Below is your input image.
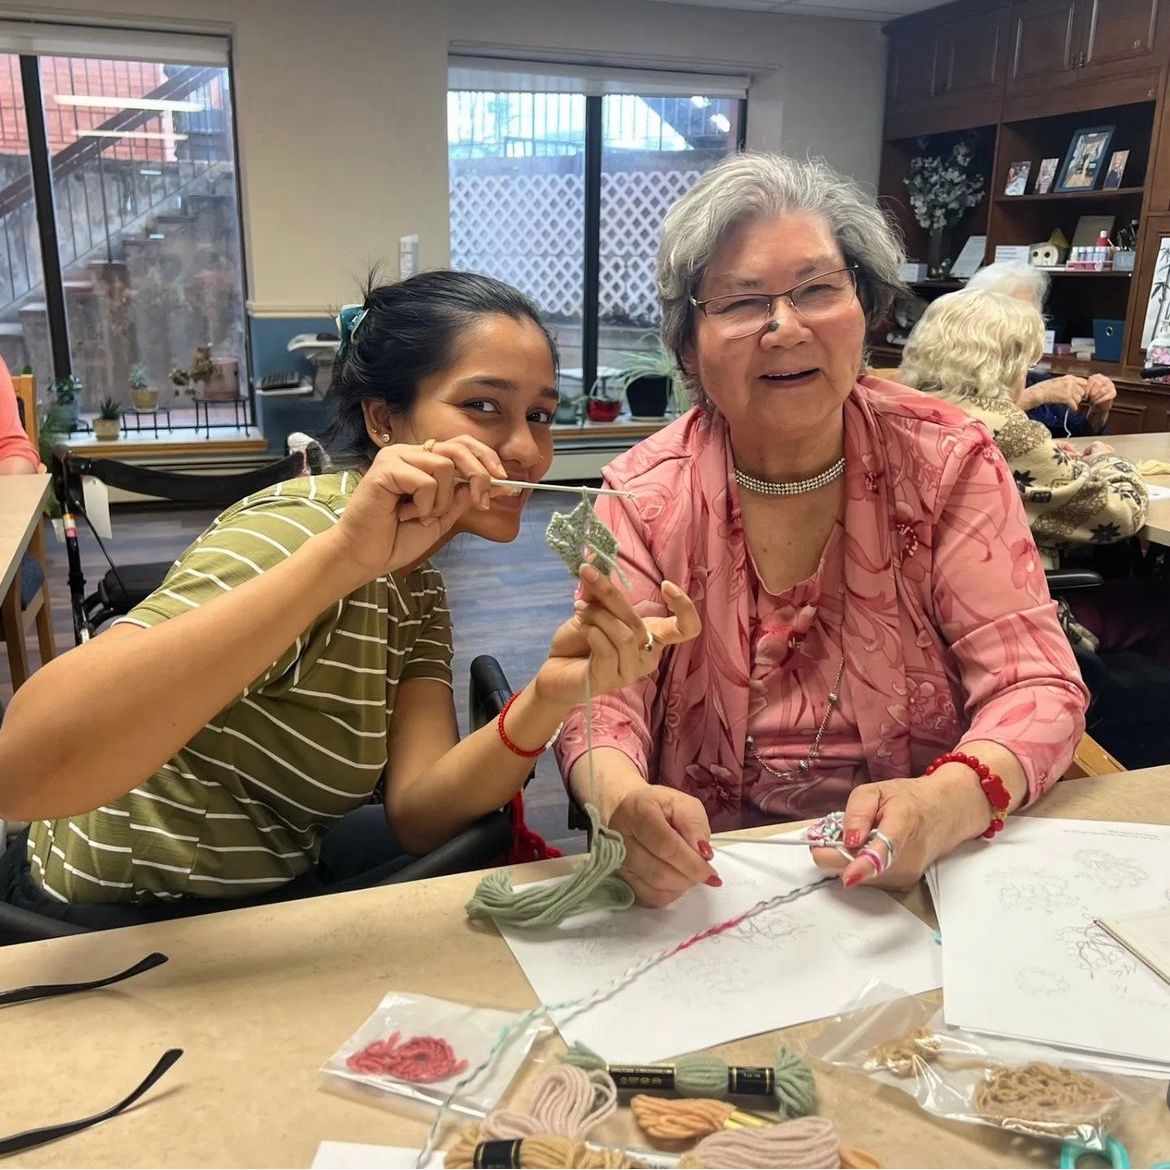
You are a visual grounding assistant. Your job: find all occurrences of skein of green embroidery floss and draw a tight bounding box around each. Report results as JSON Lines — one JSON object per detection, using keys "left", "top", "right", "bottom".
{"left": 560, "top": 1042, "right": 817, "bottom": 1118}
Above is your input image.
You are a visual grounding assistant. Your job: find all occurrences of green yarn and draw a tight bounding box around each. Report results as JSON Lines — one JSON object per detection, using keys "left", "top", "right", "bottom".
{"left": 546, "top": 496, "right": 631, "bottom": 589}
{"left": 771, "top": 1046, "right": 818, "bottom": 1119}
{"left": 560, "top": 1042, "right": 818, "bottom": 1116}
{"left": 465, "top": 489, "right": 638, "bottom": 929}
{"left": 465, "top": 803, "right": 635, "bottom": 927}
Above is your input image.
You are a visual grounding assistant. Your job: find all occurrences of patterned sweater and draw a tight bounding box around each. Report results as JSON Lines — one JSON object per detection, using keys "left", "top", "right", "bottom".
{"left": 922, "top": 387, "right": 1147, "bottom": 567}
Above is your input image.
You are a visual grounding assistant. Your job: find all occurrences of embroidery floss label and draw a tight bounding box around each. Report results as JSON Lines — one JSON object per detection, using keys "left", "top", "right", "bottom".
{"left": 322, "top": 991, "right": 547, "bottom": 1115}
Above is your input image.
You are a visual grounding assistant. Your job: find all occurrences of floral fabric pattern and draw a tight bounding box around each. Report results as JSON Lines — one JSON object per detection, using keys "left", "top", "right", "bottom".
{"left": 555, "top": 378, "right": 1089, "bottom": 830}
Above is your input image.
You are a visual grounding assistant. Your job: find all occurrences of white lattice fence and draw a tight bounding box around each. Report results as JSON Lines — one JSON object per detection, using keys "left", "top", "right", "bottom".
{"left": 450, "top": 165, "right": 703, "bottom": 321}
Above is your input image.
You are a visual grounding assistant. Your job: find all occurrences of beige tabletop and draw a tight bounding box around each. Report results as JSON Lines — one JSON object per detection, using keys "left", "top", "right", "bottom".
{"left": 1072, "top": 431, "right": 1170, "bottom": 544}
{"left": 3, "top": 772, "right": 1169, "bottom": 1169}
{"left": 0, "top": 472, "right": 51, "bottom": 601}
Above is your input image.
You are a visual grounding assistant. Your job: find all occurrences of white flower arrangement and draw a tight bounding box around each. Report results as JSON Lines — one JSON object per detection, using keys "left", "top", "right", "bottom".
{"left": 904, "top": 138, "right": 985, "bottom": 232}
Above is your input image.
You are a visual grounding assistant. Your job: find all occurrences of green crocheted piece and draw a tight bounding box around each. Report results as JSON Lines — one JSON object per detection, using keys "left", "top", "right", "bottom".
{"left": 546, "top": 495, "right": 629, "bottom": 586}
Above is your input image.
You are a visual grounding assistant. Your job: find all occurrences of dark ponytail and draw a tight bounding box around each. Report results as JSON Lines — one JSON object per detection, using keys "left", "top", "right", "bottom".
{"left": 319, "top": 269, "right": 557, "bottom": 467}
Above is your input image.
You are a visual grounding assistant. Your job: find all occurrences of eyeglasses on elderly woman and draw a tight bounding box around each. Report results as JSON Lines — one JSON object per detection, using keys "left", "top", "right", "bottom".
{"left": 689, "top": 266, "right": 859, "bottom": 339}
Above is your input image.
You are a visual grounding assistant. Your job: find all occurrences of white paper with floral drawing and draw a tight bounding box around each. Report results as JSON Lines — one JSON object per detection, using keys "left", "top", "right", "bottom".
{"left": 497, "top": 838, "right": 941, "bottom": 1063}
{"left": 933, "top": 817, "right": 1170, "bottom": 1073}
{"left": 1141, "top": 236, "right": 1170, "bottom": 347}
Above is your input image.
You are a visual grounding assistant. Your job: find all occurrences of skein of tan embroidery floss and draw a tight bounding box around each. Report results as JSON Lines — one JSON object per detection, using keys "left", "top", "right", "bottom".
{"left": 445, "top": 1126, "right": 642, "bottom": 1169}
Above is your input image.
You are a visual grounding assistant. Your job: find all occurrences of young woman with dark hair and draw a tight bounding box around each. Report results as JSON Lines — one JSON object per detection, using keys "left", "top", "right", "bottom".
{"left": 0, "top": 269, "right": 700, "bottom": 927}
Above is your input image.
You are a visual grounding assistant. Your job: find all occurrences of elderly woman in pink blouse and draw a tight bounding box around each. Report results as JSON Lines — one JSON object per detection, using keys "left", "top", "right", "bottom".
{"left": 556, "top": 153, "right": 1088, "bottom": 907}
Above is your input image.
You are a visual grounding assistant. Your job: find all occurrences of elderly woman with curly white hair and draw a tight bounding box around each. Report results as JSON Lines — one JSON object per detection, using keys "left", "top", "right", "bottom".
{"left": 965, "top": 262, "right": 1116, "bottom": 437}
{"left": 899, "top": 289, "right": 1146, "bottom": 566}
{"left": 554, "top": 153, "right": 1089, "bottom": 907}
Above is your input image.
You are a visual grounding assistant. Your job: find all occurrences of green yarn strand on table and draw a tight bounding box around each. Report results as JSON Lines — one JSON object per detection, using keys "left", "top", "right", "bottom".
{"left": 465, "top": 803, "right": 634, "bottom": 927}
{"left": 465, "top": 488, "right": 638, "bottom": 929}
{"left": 561, "top": 1041, "right": 818, "bottom": 1117}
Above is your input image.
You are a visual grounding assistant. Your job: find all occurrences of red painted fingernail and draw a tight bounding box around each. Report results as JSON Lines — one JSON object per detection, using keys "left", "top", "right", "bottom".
{"left": 843, "top": 872, "right": 862, "bottom": 889}
{"left": 697, "top": 840, "right": 714, "bottom": 861}
{"left": 705, "top": 875, "right": 723, "bottom": 888}
{"left": 844, "top": 830, "right": 863, "bottom": 849}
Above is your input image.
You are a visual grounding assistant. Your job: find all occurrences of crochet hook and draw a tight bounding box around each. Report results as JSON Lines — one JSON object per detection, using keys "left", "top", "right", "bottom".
{"left": 480, "top": 477, "right": 637, "bottom": 499}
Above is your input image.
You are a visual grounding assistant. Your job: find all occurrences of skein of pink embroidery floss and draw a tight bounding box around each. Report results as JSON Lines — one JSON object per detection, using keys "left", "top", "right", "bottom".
{"left": 677, "top": 1116, "right": 840, "bottom": 1168}
{"left": 346, "top": 1031, "right": 468, "bottom": 1083}
{"left": 480, "top": 1064, "right": 617, "bottom": 1140}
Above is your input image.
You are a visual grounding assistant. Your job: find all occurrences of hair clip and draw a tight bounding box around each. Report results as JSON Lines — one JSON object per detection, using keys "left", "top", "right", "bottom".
{"left": 336, "top": 303, "right": 369, "bottom": 360}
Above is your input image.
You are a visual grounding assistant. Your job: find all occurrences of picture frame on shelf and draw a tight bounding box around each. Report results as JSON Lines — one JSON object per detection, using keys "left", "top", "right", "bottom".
{"left": 1035, "top": 157, "right": 1059, "bottom": 195}
{"left": 1140, "top": 236, "right": 1170, "bottom": 348}
{"left": 1055, "top": 125, "right": 1115, "bottom": 193}
{"left": 1004, "top": 161, "right": 1031, "bottom": 196}
{"left": 1102, "top": 150, "right": 1130, "bottom": 190}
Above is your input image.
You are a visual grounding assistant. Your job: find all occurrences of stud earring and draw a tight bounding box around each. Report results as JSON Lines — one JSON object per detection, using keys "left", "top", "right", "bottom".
{"left": 380, "top": 432, "right": 391, "bottom": 444}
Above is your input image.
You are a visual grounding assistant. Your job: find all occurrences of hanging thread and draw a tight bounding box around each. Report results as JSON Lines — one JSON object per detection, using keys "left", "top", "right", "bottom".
{"left": 346, "top": 1031, "right": 467, "bottom": 1083}
{"left": 446, "top": 1127, "right": 640, "bottom": 1169}
{"left": 479, "top": 1064, "right": 617, "bottom": 1141}
{"left": 676, "top": 1116, "right": 840, "bottom": 1169}
{"left": 562, "top": 1043, "right": 816, "bottom": 1116}
{"left": 466, "top": 489, "right": 635, "bottom": 928}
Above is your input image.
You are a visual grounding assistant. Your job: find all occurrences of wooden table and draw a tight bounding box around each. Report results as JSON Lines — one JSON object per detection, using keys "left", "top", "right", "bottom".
{"left": 4, "top": 773, "right": 1169, "bottom": 1168}
{"left": 0, "top": 473, "right": 50, "bottom": 607}
{"left": 0, "top": 472, "right": 53, "bottom": 687}
{"left": 1072, "top": 431, "right": 1170, "bottom": 544}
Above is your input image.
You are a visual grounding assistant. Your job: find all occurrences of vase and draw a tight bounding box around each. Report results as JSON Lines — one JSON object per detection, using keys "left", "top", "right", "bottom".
{"left": 926, "top": 228, "right": 952, "bottom": 279}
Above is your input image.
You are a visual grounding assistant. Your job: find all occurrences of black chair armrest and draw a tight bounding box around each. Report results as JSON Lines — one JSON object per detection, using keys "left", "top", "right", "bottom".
{"left": 0, "top": 901, "right": 88, "bottom": 945}
{"left": 1045, "top": 569, "right": 1105, "bottom": 593}
{"left": 470, "top": 654, "right": 513, "bottom": 729}
{"left": 370, "top": 810, "right": 513, "bottom": 886}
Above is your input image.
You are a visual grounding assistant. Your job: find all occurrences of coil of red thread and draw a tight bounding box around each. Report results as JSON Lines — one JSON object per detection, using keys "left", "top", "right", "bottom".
{"left": 346, "top": 1030, "right": 468, "bottom": 1083}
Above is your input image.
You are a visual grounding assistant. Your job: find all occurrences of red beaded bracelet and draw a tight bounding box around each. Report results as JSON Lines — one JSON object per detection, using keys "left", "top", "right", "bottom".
{"left": 497, "top": 691, "right": 561, "bottom": 759}
{"left": 924, "top": 750, "right": 1011, "bottom": 839}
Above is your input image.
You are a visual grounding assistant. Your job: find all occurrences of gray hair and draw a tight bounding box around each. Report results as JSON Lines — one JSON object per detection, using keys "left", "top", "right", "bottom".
{"left": 657, "top": 153, "right": 906, "bottom": 402}
{"left": 965, "top": 261, "right": 1050, "bottom": 310}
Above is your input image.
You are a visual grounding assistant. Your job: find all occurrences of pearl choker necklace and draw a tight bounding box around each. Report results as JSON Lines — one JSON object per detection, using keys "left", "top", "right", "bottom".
{"left": 734, "top": 455, "right": 846, "bottom": 497}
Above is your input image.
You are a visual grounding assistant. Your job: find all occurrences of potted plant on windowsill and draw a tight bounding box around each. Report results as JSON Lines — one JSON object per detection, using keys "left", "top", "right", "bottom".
{"left": 129, "top": 363, "right": 158, "bottom": 411}
{"left": 93, "top": 397, "right": 123, "bottom": 441}
{"left": 610, "top": 338, "right": 687, "bottom": 420}
{"left": 52, "top": 375, "right": 83, "bottom": 428}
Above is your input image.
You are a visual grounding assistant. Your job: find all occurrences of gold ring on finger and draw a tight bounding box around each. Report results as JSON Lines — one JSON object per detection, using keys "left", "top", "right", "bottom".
{"left": 641, "top": 630, "right": 655, "bottom": 655}
{"left": 422, "top": 438, "right": 437, "bottom": 452}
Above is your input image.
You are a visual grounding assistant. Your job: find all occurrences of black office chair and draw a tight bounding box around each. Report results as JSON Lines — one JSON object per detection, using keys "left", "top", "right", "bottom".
{"left": 0, "top": 654, "right": 520, "bottom": 944}
{"left": 52, "top": 446, "right": 322, "bottom": 644}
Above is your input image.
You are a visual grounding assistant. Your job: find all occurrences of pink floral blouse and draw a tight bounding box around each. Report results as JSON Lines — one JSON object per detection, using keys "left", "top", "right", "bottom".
{"left": 555, "top": 378, "right": 1089, "bottom": 831}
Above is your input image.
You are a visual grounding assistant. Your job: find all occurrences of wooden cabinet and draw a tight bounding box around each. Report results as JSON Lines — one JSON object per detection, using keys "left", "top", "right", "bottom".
{"left": 885, "top": 6, "right": 1009, "bottom": 135}
{"left": 935, "top": 11, "right": 1010, "bottom": 106}
{"left": 1008, "top": 0, "right": 1165, "bottom": 98}
{"left": 1080, "top": 0, "right": 1162, "bottom": 79}
{"left": 1008, "top": 0, "right": 1080, "bottom": 92}
{"left": 886, "top": 28, "right": 937, "bottom": 118}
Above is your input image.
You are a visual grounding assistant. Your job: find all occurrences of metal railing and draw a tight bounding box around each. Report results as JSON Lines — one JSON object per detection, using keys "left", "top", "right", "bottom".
{"left": 0, "top": 63, "right": 229, "bottom": 315}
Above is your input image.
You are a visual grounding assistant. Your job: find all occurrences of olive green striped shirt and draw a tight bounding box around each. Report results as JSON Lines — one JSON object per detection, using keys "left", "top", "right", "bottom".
{"left": 27, "top": 471, "right": 452, "bottom": 904}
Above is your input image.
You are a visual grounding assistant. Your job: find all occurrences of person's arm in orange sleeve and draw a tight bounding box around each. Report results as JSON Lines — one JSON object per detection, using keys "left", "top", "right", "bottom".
{"left": 0, "top": 358, "right": 41, "bottom": 474}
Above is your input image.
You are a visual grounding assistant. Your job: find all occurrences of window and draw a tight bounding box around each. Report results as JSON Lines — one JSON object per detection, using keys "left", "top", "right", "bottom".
{"left": 448, "top": 60, "right": 746, "bottom": 413}
{"left": 0, "top": 23, "right": 246, "bottom": 438}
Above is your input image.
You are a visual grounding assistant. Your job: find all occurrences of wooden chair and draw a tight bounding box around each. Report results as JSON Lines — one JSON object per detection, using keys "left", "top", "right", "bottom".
{"left": 2, "top": 372, "right": 55, "bottom": 688}
{"left": 1065, "top": 733, "right": 1124, "bottom": 779}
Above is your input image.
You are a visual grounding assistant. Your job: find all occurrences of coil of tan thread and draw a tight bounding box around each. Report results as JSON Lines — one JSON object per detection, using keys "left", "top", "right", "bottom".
{"left": 481, "top": 1064, "right": 617, "bottom": 1139}
{"left": 974, "top": 1062, "right": 1121, "bottom": 1135}
{"left": 865, "top": 1026, "right": 943, "bottom": 1077}
{"left": 446, "top": 1124, "right": 642, "bottom": 1168}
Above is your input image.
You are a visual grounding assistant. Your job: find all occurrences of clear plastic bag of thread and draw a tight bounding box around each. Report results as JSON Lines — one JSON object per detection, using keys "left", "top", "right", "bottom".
{"left": 802, "top": 993, "right": 1159, "bottom": 1151}
{"left": 322, "top": 990, "right": 550, "bottom": 1116}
